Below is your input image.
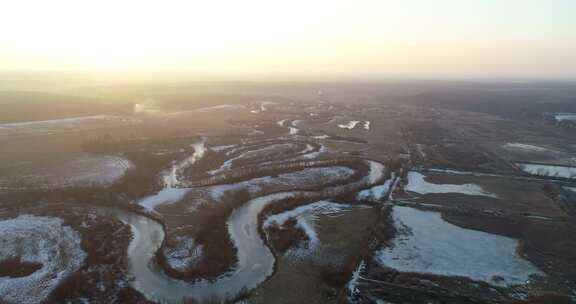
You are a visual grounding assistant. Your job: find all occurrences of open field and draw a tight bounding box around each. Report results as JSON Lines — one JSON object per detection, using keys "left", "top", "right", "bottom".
{"left": 1, "top": 81, "right": 575, "bottom": 303}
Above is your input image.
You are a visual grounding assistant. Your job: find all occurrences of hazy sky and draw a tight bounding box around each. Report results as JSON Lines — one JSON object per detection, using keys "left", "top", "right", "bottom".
{"left": 1, "top": 0, "right": 575, "bottom": 80}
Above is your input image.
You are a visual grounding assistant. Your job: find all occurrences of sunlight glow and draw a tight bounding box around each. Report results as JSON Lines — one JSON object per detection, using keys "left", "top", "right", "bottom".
{"left": 0, "top": 0, "right": 575, "bottom": 79}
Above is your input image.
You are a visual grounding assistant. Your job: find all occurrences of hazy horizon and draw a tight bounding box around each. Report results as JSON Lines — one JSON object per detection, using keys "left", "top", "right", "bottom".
{"left": 1, "top": 0, "right": 576, "bottom": 81}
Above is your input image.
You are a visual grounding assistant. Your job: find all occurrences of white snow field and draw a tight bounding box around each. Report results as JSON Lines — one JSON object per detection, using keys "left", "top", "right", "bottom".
{"left": 376, "top": 207, "right": 543, "bottom": 287}
{"left": 0, "top": 215, "right": 86, "bottom": 303}
{"left": 516, "top": 163, "right": 576, "bottom": 179}
{"left": 406, "top": 171, "right": 497, "bottom": 198}
{"left": 0, "top": 155, "right": 132, "bottom": 189}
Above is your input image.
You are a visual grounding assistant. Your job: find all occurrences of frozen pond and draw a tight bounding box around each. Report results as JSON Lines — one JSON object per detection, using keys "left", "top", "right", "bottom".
{"left": 516, "top": 162, "right": 576, "bottom": 179}
{"left": 406, "top": 171, "right": 497, "bottom": 198}
{"left": 376, "top": 206, "right": 543, "bottom": 287}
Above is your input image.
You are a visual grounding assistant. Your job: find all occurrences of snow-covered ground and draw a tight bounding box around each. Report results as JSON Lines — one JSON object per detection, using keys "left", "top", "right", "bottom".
{"left": 516, "top": 163, "right": 576, "bottom": 179}
{"left": 312, "top": 134, "right": 329, "bottom": 139}
{"left": 0, "top": 155, "right": 132, "bottom": 189}
{"left": 276, "top": 119, "right": 287, "bottom": 127}
{"left": 347, "top": 260, "right": 366, "bottom": 300}
{"left": 376, "top": 206, "right": 543, "bottom": 287}
{"left": 301, "top": 144, "right": 326, "bottom": 159}
{"left": 504, "top": 143, "right": 548, "bottom": 152}
{"left": 208, "top": 143, "right": 298, "bottom": 175}
{"left": 208, "top": 166, "right": 355, "bottom": 201}
{"left": 0, "top": 215, "right": 86, "bottom": 303}
{"left": 337, "top": 120, "right": 370, "bottom": 130}
{"left": 162, "top": 236, "right": 203, "bottom": 273}
{"left": 406, "top": 171, "right": 497, "bottom": 198}
{"left": 64, "top": 155, "right": 132, "bottom": 185}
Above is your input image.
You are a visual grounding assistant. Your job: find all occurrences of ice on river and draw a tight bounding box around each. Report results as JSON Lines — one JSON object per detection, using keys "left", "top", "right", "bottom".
{"left": 375, "top": 206, "right": 543, "bottom": 287}
{"left": 406, "top": 171, "right": 497, "bottom": 198}
{"left": 0, "top": 215, "right": 86, "bottom": 303}
{"left": 357, "top": 176, "right": 394, "bottom": 202}
{"left": 263, "top": 201, "right": 353, "bottom": 257}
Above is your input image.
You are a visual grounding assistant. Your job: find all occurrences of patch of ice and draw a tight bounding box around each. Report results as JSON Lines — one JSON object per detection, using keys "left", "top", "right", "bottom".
{"left": 364, "top": 121, "right": 371, "bottom": 130}
{"left": 313, "top": 134, "right": 329, "bottom": 139}
{"left": 504, "top": 143, "right": 548, "bottom": 152}
{"left": 406, "top": 171, "right": 497, "bottom": 198}
{"left": 301, "top": 144, "right": 326, "bottom": 159}
{"left": 367, "top": 161, "right": 386, "bottom": 185}
{"left": 516, "top": 163, "right": 576, "bottom": 179}
{"left": 276, "top": 119, "right": 287, "bottom": 127}
{"left": 554, "top": 113, "right": 576, "bottom": 122}
{"left": 347, "top": 260, "right": 366, "bottom": 299}
{"left": 375, "top": 206, "right": 543, "bottom": 287}
{"left": 211, "top": 144, "right": 236, "bottom": 152}
{"left": 338, "top": 121, "right": 361, "bottom": 129}
{"left": 288, "top": 127, "right": 299, "bottom": 135}
{"left": 139, "top": 188, "right": 191, "bottom": 211}
{"left": 0, "top": 215, "right": 86, "bottom": 303}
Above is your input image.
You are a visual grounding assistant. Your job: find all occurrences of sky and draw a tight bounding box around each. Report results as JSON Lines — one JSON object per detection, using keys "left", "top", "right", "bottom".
{"left": 0, "top": 0, "right": 575, "bottom": 80}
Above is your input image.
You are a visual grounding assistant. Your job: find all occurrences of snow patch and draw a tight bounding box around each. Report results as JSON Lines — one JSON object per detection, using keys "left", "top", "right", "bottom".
{"left": 516, "top": 163, "right": 576, "bottom": 179}
{"left": 553, "top": 113, "right": 576, "bottom": 122}
{"left": 338, "top": 121, "right": 361, "bottom": 129}
{"left": 406, "top": 171, "right": 497, "bottom": 198}
{"left": 504, "top": 143, "right": 548, "bottom": 152}
{"left": 163, "top": 236, "right": 203, "bottom": 273}
{"left": 0, "top": 215, "right": 86, "bottom": 303}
